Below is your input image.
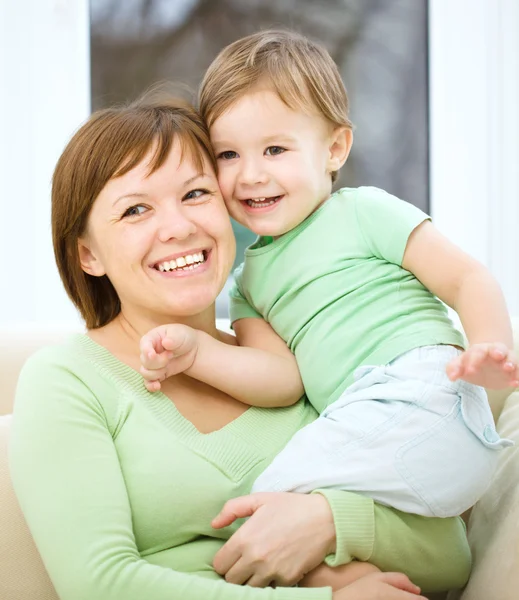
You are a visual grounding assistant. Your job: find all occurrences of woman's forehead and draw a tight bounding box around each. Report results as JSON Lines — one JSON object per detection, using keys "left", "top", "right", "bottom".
{"left": 98, "top": 141, "right": 212, "bottom": 202}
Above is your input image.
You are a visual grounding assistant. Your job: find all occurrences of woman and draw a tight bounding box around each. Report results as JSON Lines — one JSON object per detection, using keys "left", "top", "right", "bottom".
{"left": 9, "top": 96, "right": 471, "bottom": 600}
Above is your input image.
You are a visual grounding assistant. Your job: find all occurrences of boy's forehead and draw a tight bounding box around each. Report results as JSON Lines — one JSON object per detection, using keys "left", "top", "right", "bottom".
{"left": 211, "top": 89, "right": 316, "bottom": 122}
{"left": 226, "top": 88, "right": 295, "bottom": 116}
{"left": 210, "top": 89, "right": 323, "bottom": 135}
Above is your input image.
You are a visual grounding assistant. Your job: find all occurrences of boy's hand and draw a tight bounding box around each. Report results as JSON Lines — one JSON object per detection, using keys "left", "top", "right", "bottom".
{"left": 446, "top": 342, "right": 519, "bottom": 390}
{"left": 139, "top": 324, "right": 198, "bottom": 391}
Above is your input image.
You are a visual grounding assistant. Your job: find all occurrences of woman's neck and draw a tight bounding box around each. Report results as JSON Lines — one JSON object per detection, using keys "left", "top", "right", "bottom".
{"left": 118, "top": 307, "right": 219, "bottom": 340}
{"left": 87, "top": 304, "right": 222, "bottom": 367}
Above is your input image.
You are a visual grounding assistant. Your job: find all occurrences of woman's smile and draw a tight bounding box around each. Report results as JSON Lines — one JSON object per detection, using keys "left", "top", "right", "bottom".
{"left": 152, "top": 249, "right": 211, "bottom": 277}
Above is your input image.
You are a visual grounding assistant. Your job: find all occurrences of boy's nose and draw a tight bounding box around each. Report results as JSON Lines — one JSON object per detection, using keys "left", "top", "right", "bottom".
{"left": 238, "top": 159, "right": 269, "bottom": 186}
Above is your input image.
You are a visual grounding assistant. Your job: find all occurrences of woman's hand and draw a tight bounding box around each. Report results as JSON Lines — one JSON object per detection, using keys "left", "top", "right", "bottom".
{"left": 332, "top": 572, "right": 426, "bottom": 600}
{"left": 212, "top": 492, "right": 336, "bottom": 587}
{"left": 300, "top": 561, "right": 380, "bottom": 591}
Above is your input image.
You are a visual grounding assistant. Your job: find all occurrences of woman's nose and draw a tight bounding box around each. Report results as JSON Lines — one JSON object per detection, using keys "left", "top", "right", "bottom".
{"left": 156, "top": 207, "right": 197, "bottom": 242}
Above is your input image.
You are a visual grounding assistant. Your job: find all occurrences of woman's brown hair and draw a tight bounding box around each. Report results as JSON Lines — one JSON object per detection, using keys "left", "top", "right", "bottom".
{"left": 52, "top": 94, "right": 214, "bottom": 329}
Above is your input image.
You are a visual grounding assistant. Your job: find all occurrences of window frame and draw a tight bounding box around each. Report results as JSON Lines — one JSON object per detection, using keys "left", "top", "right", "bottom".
{"left": 1, "top": 0, "right": 517, "bottom": 324}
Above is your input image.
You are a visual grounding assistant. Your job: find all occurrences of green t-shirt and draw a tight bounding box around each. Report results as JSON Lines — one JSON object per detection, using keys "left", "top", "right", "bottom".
{"left": 9, "top": 335, "right": 470, "bottom": 599}
{"left": 230, "top": 187, "right": 465, "bottom": 414}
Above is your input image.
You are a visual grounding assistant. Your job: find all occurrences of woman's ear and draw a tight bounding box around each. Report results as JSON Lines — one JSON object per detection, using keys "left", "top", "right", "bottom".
{"left": 327, "top": 127, "right": 353, "bottom": 173}
{"left": 78, "top": 236, "right": 106, "bottom": 277}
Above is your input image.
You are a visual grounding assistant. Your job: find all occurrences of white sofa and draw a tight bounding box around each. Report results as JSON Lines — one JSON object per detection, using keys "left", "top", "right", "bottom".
{"left": 1, "top": 322, "right": 518, "bottom": 599}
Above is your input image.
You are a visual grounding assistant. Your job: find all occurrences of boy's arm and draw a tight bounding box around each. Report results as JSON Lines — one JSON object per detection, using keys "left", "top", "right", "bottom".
{"left": 140, "top": 319, "right": 304, "bottom": 408}
{"left": 402, "top": 220, "right": 518, "bottom": 389}
{"left": 188, "top": 269, "right": 303, "bottom": 407}
{"left": 188, "top": 318, "right": 304, "bottom": 407}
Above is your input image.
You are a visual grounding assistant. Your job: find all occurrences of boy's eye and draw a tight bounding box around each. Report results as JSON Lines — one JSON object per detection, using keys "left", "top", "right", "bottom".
{"left": 265, "top": 146, "right": 285, "bottom": 156}
{"left": 183, "top": 188, "right": 210, "bottom": 201}
{"left": 122, "top": 204, "right": 147, "bottom": 218}
{"left": 217, "top": 151, "right": 238, "bottom": 160}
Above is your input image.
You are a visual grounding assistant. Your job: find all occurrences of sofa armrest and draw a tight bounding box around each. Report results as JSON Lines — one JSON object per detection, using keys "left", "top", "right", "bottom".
{"left": 0, "top": 415, "right": 59, "bottom": 598}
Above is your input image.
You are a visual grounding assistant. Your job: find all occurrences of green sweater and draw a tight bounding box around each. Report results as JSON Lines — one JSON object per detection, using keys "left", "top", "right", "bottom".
{"left": 9, "top": 335, "right": 470, "bottom": 600}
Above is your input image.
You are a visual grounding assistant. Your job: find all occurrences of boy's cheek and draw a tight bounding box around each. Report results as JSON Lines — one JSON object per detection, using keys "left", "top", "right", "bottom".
{"left": 216, "top": 177, "right": 233, "bottom": 203}
{"left": 218, "top": 188, "right": 234, "bottom": 210}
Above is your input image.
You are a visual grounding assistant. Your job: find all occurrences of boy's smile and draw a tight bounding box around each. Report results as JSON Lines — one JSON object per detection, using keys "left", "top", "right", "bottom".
{"left": 240, "top": 194, "right": 283, "bottom": 211}
{"left": 210, "top": 88, "right": 347, "bottom": 238}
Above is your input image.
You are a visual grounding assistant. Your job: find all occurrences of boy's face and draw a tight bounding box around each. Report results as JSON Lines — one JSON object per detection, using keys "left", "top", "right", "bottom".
{"left": 210, "top": 89, "right": 339, "bottom": 237}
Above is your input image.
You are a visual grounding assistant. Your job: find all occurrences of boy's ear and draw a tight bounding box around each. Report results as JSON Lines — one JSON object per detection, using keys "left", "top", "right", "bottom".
{"left": 78, "top": 236, "right": 106, "bottom": 277}
{"left": 327, "top": 127, "right": 353, "bottom": 173}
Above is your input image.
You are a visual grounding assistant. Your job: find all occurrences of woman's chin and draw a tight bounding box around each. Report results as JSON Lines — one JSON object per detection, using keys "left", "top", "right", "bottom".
{"left": 162, "top": 290, "right": 218, "bottom": 319}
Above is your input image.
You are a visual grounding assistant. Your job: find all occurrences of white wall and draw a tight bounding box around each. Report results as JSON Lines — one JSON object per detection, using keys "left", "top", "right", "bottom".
{"left": 429, "top": 0, "right": 519, "bottom": 316}
{"left": 0, "top": 0, "right": 90, "bottom": 325}
{"left": 0, "top": 0, "right": 518, "bottom": 325}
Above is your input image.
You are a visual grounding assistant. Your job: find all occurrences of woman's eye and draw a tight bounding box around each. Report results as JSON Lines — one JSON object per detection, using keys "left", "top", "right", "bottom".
{"left": 217, "top": 151, "right": 238, "bottom": 160}
{"left": 265, "top": 146, "right": 285, "bottom": 156}
{"left": 122, "top": 204, "right": 147, "bottom": 218}
{"left": 184, "top": 188, "right": 209, "bottom": 201}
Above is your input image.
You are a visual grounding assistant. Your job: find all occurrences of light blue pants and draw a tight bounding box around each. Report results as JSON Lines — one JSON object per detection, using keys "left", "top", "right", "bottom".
{"left": 253, "top": 345, "right": 513, "bottom": 517}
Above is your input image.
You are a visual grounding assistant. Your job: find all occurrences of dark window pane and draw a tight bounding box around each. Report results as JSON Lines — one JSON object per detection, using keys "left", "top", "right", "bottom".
{"left": 90, "top": 0, "right": 429, "bottom": 314}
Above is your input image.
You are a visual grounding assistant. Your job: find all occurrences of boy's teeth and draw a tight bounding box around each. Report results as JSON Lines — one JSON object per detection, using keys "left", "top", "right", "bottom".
{"left": 157, "top": 252, "right": 205, "bottom": 272}
{"left": 246, "top": 196, "right": 279, "bottom": 208}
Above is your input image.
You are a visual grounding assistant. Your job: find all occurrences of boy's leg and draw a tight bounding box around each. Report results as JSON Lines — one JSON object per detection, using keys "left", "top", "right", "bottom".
{"left": 252, "top": 363, "right": 430, "bottom": 510}
{"left": 253, "top": 346, "right": 509, "bottom": 517}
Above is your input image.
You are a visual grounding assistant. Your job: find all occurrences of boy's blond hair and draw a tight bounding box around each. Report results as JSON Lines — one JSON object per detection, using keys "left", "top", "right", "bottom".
{"left": 199, "top": 29, "right": 353, "bottom": 182}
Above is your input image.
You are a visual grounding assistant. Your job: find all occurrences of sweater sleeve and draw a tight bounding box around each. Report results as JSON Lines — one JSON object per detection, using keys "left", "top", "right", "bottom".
{"left": 9, "top": 349, "right": 330, "bottom": 600}
{"left": 313, "top": 489, "right": 471, "bottom": 593}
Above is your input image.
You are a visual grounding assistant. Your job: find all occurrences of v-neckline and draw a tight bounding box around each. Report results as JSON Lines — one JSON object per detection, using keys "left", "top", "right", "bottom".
{"left": 73, "top": 333, "right": 260, "bottom": 437}
{"left": 69, "top": 334, "right": 311, "bottom": 482}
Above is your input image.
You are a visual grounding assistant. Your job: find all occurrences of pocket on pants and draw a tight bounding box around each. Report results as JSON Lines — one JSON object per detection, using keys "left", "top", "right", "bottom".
{"left": 395, "top": 399, "right": 502, "bottom": 517}
{"left": 458, "top": 381, "right": 513, "bottom": 449}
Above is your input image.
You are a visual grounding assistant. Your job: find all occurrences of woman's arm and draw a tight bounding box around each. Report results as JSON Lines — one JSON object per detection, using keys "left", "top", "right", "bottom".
{"left": 9, "top": 347, "right": 328, "bottom": 600}
{"left": 211, "top": 490, "right": 470, "bottom": 594}
{"left": 315, "top": 489, "right": 471, "bottom": 593}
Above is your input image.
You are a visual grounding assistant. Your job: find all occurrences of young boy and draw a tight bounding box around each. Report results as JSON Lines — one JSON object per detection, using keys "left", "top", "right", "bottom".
{"left": 140, "top": 31, "right": 517, "bottom": 522}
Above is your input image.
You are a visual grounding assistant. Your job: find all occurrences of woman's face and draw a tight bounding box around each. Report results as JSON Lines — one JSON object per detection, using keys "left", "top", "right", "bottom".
{"left": 79, "top": 139, "right": 236, "bottom": 324}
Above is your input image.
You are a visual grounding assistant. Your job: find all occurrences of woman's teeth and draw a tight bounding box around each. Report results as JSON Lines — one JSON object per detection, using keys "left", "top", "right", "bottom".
{"left": 156, "top": 251, "right": 205, "bottom": 272}
{"left": 246, "top": 196, "right": 279, "bottom": 208}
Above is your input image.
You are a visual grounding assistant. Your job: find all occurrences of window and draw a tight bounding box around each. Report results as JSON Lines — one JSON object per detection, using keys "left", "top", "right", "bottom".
{"left": 2, "top": 1, "right": 516, "bottom": 326}
{"left": 90, "top": 0, "right": 429, "bottom": 316}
